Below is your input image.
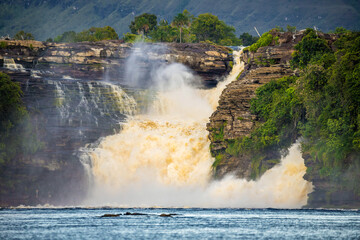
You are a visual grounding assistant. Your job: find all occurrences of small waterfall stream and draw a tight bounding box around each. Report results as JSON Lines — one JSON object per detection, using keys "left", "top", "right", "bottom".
{"left": 3, "top": 57, "right": 26, "bottom": 71}
{"left": 49, "top": 80, "right": 137, "bottom": 126}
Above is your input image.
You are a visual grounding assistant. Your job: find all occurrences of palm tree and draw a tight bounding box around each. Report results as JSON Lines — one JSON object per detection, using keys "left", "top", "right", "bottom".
{"left": 171, "top": 13, "right": 190, "bottom": 43}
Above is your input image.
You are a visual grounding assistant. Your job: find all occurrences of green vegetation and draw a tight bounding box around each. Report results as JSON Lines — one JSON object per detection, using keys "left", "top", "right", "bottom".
{"left": 1, "top": 0, "right": 359, "bottom": 41}
{"left": 211, "top": 123, "right": 226, "bottom": 142}
{"left": 49, "top": 10, "right": 241, "bottom": 45}
{"left": 54, "top": 26, "right": 118, "bottom": 43}
{"left": 0, "top": 73, "right": 44, "bottom": 166}
{"left": 239, "top": 32, "right": 259, "bottom": 46}
{"left": 290, "top": 29, "right": 332, "bottom": 68}
{"left": 14, "top": 30, "right": 34, "bottom": 40}
{"left": 248, "top": 31, "right": 274, "bottom": 52}
{"left": 129, "top": 13, "right": 158, "bottom": 36}
{"left": 212, "top": 153, "right": 225, "bottom": 168}
{"left": 149, "top": 20, "right": 179, "bottom": 42}
{"left": 190, "top": 13, "right": 240, "bottom": 45}
{"left": 329, "top": 27, "right": 351, "bottom": 34}
{"left": 171, "top": 10, "right": 192, "bottom": 43}
{"left": 54, "top": 31, "right": 77, "bottom": 43}
{"left": 217, "top": 28, "right": 360, "bottom": 194}
{"left": 0, "top": 41, "right": 8, "bottom": 48}
{"left": 123, "top": 10, "right": 240, "bottom": 46}
{"left": 286, "top": 25, "right": 297, "bottom": 33}
{"left": 254, "top": 56, "right": 276, "bottom": 66}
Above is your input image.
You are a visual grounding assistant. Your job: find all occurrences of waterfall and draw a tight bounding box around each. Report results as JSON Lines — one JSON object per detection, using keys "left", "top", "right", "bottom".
{"left": 50, "top": 80, "right": 137, "bottom": 126}
{"left": 3, "top": 57, "right": 26, "bottom": 72}
{"left": 83, "top": 45, "right": 313, "bottom": 208}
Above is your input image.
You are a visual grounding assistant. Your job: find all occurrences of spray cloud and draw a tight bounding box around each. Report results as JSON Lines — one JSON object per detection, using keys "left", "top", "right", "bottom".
{"left": 83, "top": 43, "right": 313, "bottom": 208}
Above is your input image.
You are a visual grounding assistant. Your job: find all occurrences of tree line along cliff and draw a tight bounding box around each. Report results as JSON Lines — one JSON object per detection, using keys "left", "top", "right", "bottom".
{"left": 1, "top": 0, "right": 359, "bottom": 41}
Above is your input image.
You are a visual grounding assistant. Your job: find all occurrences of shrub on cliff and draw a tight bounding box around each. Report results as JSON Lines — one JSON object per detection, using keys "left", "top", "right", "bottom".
{"left": 290, "top": 28, "right": 332, "bottom": 69}
{"left": 14, "top": 30, "right": 34, "bottom": 40}
{"left": 224, "top": 76, "right": 303, "bottom": 161}
{"left": 247, "top": 31, "right": 274, "bottom": 52}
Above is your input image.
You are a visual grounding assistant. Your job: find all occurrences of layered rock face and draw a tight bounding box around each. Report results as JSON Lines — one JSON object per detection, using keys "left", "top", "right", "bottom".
{"left": 0, "top": 40, "right": 231, "bottom": 86}
{"left": 0, "top": 40, "right": 231, "bottom": 206}
{"left": 207, "top": 32, "right": 301, "bottom": 179}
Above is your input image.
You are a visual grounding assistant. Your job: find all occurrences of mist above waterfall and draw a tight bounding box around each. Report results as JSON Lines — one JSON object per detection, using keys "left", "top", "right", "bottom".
{"left": 83, "top": 44, "right": 313, "bottom": 208}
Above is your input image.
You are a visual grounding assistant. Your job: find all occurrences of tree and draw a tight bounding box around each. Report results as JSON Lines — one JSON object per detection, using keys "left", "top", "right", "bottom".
{"left": 14, "top": 30, "right": 34, "bottom": 40}
{"left": 76, "top": 26, "right": 118, "bottom": 42}
{"left": 150, "top": 20, "right": 178, "bottom": 42}
{"left": 172, "top": 10, "right": 191, "bottom": 43}
{"left": 0, "top": 72, "right": 27, "bottom": 165}
{"left": 274, "top": 26, "right": 284, "bottom": 32}
{"left": 286, "top": 25, "right": 296, "bottom": 33}
{"left": 239, "top": 32, "right": 259, "bottom": 46}
{"left": 123, "top": 33, "right": 137, "bottom": 43}
{"left": 190, "top": 13, "right": 238, "bottom": 45}
{"left": 54, "top": 31, "right": 77, "bottom": 42}
{"left": 129, "top": 13, "right": 157, "bottom": 36}
{"left": 54, "top": 26, "right": 118, "bottom": 43}
{"left": 333, "top": 27, "right": 350, "bottom": 34}
{"left": 290, "top": 28, "right": 332, "bottom": 68}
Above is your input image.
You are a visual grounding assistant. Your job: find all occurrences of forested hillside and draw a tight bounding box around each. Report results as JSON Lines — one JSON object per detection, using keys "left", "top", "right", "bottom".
{"left": 0, "top": 0, "right": 359, "bottom": 40}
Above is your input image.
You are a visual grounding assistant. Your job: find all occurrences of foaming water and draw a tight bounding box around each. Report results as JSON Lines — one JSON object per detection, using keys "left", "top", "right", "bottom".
{"left": 200, "top": 50, "right": 244, "bottom": 109}
{"left": 83, "top": 45, "right": 312, "bottom": 208}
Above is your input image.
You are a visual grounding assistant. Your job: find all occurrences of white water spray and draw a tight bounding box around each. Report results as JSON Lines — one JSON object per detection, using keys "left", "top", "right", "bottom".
{"left": 84, "top": 44, "right": 312, "bottom": 208}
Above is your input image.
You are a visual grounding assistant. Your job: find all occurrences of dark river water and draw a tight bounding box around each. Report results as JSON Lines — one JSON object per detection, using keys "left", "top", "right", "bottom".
{"left": 0, "top": 208, "right": 359, "bottom": 239}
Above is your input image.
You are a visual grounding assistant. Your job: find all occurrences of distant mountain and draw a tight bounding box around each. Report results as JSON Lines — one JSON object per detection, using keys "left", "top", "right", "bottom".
{"left": 0, "top": 0, "right": 359, "bottom": 40}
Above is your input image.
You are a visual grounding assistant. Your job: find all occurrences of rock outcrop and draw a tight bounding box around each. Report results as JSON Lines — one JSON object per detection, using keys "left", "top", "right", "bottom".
{"left": 207, "top": 32, "right": 300, "bottom": 179}
{"left": 207, "top": 31, "right": 360, "bottom": 208}
{"left": 0, "top": 40, "right": 231, "bottom": 86}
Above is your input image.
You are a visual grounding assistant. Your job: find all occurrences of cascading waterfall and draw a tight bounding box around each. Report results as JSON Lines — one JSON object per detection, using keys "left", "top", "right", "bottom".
{"left": 83, "top": 45, "right": 313, "bottom": 208}
{"left": 51, "top": 80, "right": 137, "bottom": 126}
{"left": 3, "top": 57, "right": 26, "bottom": 72}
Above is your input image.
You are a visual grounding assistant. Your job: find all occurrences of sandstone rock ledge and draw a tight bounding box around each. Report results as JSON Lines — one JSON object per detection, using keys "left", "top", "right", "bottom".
{"left": 0, "top": 40, "right": 232, "bottom": 87}
{"left": 207, "top": 32, "right": 303, "bottom": 179}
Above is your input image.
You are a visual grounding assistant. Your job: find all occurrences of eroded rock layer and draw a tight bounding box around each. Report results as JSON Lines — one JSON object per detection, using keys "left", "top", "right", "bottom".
{"left": 207, "top": 32, "right": 301, "bottom": 179}
{"left": 0, "top": 40, "right": 231, "bottom": 86}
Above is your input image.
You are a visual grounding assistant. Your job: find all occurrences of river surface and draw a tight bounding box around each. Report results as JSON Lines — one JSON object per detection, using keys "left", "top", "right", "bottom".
{"left": 1, "top": 208, "right": 359, "bottom": 239}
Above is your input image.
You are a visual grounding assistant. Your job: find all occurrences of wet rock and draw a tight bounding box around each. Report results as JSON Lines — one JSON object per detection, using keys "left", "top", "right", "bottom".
{"left": 124, "top": 212, "right": 147, "bottom": 216}
{"left": 100, "top": 213, "right": 122, "bottom": 218}
{"left": 159, "top": 213, "right": 178, "bottom": 217}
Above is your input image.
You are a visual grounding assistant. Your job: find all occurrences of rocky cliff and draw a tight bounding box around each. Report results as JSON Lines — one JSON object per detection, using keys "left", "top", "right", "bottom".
{"left": 207, "top": 31, "right": 360, "bottom": 208}
{"left": 207, "top": 32, "right": 301, "bottom": 179}
{"left": 0, "top": 40, "right": 232, "bottom": 207}
{"left": 0, "top": 40, "right": 231, "bottom": 86}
